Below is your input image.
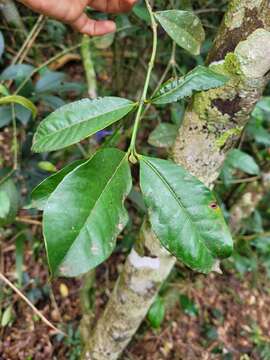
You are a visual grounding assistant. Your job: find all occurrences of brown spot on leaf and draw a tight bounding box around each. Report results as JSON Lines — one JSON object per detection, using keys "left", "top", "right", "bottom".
{"left": 209, "top": 202, "right": 218, "bottom": 210}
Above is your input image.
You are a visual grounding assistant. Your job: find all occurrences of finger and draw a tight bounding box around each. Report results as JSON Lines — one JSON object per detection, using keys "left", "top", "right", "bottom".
{"left": 88, "top": 0, "right": 137, "bottom": 13}
{"left": 71, "top": 14, "right": 116, "bottom": 36}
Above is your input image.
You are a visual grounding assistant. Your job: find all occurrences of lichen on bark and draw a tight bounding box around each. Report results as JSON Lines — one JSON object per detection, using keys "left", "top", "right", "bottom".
{"left": 82, "top": 222, "right": 175, "bottom": 360}
{"left": 173, "top": 28, "right": 270, "bottom": 184}
{"left": 208, "top": 0, "right": 270, "bottom": 63}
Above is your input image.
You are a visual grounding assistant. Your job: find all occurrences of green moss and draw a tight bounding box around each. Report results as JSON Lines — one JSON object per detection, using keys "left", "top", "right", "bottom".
{"left": 224, "top": 53, "right": 243, "bottom": 76}
{"left": 193, "top": 92, "right": 212, "bottom": 117}
{"left": 193, "top": 87, "right": 228, "bottom": 123}
{"left": 215, "top": 126, "right": 243, "bottom": 148}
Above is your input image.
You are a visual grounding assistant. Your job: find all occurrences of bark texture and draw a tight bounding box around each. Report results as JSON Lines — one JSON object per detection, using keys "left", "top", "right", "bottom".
{"left": 83, "top": 222, "right": 176, "bottom": 360}
{"left": 83, "top": 1, "right": 270, "bottom": 359}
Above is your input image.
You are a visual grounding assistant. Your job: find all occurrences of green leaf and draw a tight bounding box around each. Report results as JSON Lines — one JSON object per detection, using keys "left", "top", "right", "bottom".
{"left": 32, "top": 97, "right": 136, "bottom": 153}
{"left": 147, "top": 296, "right": 165, "bottom": 328}
{"left": 0, "top": 178, "right": 19, "bottom": 227}
{"left": 41, "top": 95, "right": 66, "bottom": 110}
{"left": 133, "top": 2, "right": 151, "bottom": 23}
{"left": 256, "top": 96, "right": 270, "bottom": 114}
{"left": 15, "top": 233, "right": 25, "bottom": 287}
{"left": 43, "top": 148, "right": 132, "bottom": 277}
{"left": 0, "top": 95, "right": 37, "bottom": 118}
{"left": 154, "top": 10, "right": 205, "bottom": 55}
{"left": 38, "top": 161, "right": 57, "bottom": 173}
{"left": 0, "top": 106, "right": 12, "bottom": 128}
{"left": 0, "top": 64, "right": 34, "bottom": 81}
{"left": 179, "top": 294, "right": 199, "bottom": 317}
{"left": 0, "top": 191, "right": 10, "bottom": 219}
{"left": 152, "top": 66, "right": 228, "bottom": 105}
{"left": 1, "top": 305, "right": 13, "bottom": 327}
{"left": 0, "top": 31, "right": 4, "bottom": 60}
{"left": 248, "top": 124, "right": 270, "bottom": 146}
{"left": 148, "top": 123, "right": 178, "bottom": 148}
{"left": 93, "top": 33, "right": 115, "bottom": 49}
{"left": 139, "top": 156, "right": 233, "bottom": 273}
{"left": 31, "top": 160, "right": 83, "bottom": 210}
{"left": 226, "top": 149, "right": 260, "bottom": 175}
{"left": 35, "top": 71, "right": 66, "bottom": 93}
{"left": 0, "top": 85, "right": 9, "bottom": 97}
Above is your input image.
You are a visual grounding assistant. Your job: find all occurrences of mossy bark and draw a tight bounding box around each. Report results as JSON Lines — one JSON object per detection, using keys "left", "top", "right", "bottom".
{"left": 83, "top": 1, "right": 270, "bottom": 359}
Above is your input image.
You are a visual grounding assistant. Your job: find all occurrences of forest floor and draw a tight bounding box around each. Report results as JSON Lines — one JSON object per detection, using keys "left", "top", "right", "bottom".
{"left": 1, "top": 234, "right": 270, "bottom": 360}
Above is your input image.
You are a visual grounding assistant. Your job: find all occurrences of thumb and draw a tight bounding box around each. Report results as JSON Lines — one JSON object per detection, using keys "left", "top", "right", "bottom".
{"left": 71, "top": 13, "right": 116, "bottom": 36}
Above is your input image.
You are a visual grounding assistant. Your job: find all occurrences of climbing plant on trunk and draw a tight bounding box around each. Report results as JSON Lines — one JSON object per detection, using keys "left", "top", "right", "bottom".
{"left": 2, "top": 0, "right": 268, "bottom": 359}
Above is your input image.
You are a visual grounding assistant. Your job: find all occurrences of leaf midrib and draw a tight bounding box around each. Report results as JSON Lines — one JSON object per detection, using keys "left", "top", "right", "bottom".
{"left": 34, "top": 101, "right": 134, "bottom": 146}
{"left": 57, "top": 154, "right": 128, "bottom": 271}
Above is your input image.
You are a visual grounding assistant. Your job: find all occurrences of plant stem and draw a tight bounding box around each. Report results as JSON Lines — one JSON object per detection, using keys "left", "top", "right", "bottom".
{"left": 81, "top": 34, "right": 97, "bottom": 99}
{"left": 128, "top": 0, "right": 157, "bottom": 159}
{"left": 11, "top": 15, "right": 46, "bottom": 66}
{"left": 11, "top": 104, "right": 17, "bottom": 171}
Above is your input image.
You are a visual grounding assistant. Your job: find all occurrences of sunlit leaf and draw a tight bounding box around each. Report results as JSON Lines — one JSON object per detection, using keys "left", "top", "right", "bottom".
{"left": 0, "top": 95, "right": 37, "bottom": 118}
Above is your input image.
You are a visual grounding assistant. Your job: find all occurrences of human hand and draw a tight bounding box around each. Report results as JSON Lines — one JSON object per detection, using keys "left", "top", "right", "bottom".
{"left": 18, "top": 0, "right": 137, "bottom": 35}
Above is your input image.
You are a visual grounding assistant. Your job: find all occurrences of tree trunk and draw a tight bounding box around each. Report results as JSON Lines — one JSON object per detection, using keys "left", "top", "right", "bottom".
{"left": 82, "top": 1, "right": 270, "bottom": 359}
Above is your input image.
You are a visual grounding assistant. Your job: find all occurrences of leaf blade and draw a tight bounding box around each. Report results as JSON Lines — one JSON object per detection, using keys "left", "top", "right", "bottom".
{"left": 31, "top": 160, "right": 84, "bottom": 210}
{"left": 155, "top": 10, "right": 205, "bottom": 55}
{"left": 140, "top": 156, "right": 233, "bottom": 273}
{"left": 32, "top": 97, "right": 136, "bottom": 152}
{"left": 43, "top": 148, "right": 132, "bottom": 277}
{"left": 152, "top": 66, "right": 228, "bottom": 105}
{"left": 0, "top": 95, "right": 37, "bottom": 118}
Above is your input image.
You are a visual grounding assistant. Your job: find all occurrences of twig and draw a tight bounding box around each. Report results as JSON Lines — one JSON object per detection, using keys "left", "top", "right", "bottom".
{"left": 216, "top": 175, "right": 261, "bottom": 184}
{"left": 15, "top": 217, "right": 42, "bottom": 226}
{"left": 11, "top": 15, "right": 46, "bottom": 66}
{"left": 0, "top": 272, "right": 66, "bottom": 335}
